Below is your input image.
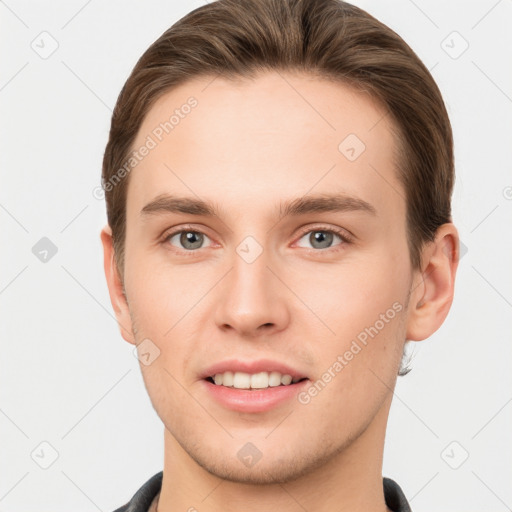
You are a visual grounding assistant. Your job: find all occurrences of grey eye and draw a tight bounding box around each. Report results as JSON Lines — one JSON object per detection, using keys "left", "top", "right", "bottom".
{"left": 296, "top": 230, "right": 342, "bottom": 250}
{"left": 169, "top": 231, "right": 211, "bottom": 250}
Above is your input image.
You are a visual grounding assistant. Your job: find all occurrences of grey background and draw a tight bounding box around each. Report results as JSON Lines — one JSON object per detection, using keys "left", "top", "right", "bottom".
{"left": 1, "top": 0, "right": 511, "bottom": 510}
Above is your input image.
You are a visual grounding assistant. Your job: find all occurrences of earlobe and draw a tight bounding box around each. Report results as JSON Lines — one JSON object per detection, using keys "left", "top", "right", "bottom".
{"left": 405, "top": 223, "right": 460, "bottom": 342}
{"left": 100, "top": 225, "right": 136, "bottom": 345}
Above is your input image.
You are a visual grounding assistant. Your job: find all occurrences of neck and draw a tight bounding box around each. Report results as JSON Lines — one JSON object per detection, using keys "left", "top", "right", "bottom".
{"left": 157, "top": 396, "right": 393, "bottom": 512}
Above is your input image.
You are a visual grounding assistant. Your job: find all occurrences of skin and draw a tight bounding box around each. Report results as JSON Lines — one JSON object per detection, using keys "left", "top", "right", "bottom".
{"left": 101, "top": 71, "right": 459, "bottom": 512}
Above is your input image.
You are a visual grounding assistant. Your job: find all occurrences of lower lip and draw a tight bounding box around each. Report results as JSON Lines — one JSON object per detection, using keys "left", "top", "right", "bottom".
{"left": 201, "top": 378, "right": 310, "bottom": 413}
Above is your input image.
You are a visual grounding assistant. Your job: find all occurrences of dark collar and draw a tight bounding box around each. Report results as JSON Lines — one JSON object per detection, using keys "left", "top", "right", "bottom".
{"left": 113, "top": 472, "right": 412, "bottom": 512}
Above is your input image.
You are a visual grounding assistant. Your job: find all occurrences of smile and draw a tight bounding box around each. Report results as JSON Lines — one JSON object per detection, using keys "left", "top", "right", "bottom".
{"left": 206, "top": 371, "right": 307, "bottom": 389}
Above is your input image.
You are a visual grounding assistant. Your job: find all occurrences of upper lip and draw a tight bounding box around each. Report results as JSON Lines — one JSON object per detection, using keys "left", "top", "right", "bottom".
{"left": 200, "top": 359, "right": 309, "bottom": 380}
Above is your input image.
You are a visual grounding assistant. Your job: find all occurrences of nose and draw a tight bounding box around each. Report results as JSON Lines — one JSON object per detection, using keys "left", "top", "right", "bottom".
{"left": 214, "top": 246, "right": 290, "bottom": 338}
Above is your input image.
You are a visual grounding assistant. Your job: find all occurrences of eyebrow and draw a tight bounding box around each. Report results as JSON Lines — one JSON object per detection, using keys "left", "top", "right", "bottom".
{"left": 140, "top": 193, "right": 377, "bottom": 219}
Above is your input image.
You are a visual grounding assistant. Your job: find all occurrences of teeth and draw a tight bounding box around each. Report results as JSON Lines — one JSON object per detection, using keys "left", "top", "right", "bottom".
{"left": 281, "top": 374, "right": 292, "bottom": 385}
{"left": 233, "top": 372, "right": 251, "bottom": 389}
{"left": 211, "top": 371, "right": 303, "bottom": 389}
{"left": 251, "top": 371, "right": 269, "bottom": 389}
{"left": 269, "top": 371, "right": 282, "bottom": 387}
{"left": 222, "top": 371, "right": 233, "bottom": 387}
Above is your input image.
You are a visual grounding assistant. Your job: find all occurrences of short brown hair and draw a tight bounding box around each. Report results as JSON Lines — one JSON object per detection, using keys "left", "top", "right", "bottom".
{"left": 102, "top": 0, "right": 454, "bottom": 278}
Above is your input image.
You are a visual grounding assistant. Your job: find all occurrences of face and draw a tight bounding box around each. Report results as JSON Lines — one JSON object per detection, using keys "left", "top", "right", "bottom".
{"left": 107, "top": 71, "right": 420, "bottom": 484}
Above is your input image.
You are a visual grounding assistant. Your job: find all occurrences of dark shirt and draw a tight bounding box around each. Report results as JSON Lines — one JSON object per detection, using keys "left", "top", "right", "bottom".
{"left": 113, "top": 471, "right": 412, "bottom": 512}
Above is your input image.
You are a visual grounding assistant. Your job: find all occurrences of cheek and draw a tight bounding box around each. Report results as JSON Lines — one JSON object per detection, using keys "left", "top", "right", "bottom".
{"left": 296, "top": 283, "right": 407, "bottom": 435}
{"left": 124, "top": 246, "right": 203, "bottom": 330}
{"left": 299, "top": 250, "right": 408, "bottom": 338}
{"left": 296, "top": 251, "right": 409, "bottom": 391}
{"left": 124, "top": 254, "right": 209, "bottom": 381}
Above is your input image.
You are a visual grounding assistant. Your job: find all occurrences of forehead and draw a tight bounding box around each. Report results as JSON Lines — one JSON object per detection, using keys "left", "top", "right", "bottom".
{"left": 126, "top": 71, "right": 404, "bottom": 220}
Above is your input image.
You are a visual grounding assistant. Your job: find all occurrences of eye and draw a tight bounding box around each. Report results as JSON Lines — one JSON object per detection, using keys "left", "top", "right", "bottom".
{"left": 295, "top": 227, "right": 351, "bottom": 251}
{"left": 165, "top": 229, "right": 213, "bottom": 251}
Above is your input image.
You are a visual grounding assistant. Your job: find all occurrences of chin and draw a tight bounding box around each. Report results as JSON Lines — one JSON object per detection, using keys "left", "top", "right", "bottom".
{"left": 177, "top": 430, "right": 345, "bottom": 485}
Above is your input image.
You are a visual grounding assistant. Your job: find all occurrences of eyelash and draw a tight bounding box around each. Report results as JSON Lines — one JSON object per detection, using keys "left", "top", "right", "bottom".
{"left": 161, "top": 224, "right": 354, "bottom": 257}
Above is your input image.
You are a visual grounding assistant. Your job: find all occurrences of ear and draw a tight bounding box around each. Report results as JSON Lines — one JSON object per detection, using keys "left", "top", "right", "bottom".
{"left": 100, "top": 224, "right": 136, "bottom": 345}
{"left": 406, "top": 223, "right": 460, "bottom": 341}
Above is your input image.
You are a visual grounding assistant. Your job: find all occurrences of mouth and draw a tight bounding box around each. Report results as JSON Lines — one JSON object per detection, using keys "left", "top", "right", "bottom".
{"left": 204, "top": 371, "right": 309, "bottom": 390}
{"left": 200, "top": 359, "right": 311, "bottom": 412}
{"left": 202, "top": 371, "right": 310, "bottom": 413}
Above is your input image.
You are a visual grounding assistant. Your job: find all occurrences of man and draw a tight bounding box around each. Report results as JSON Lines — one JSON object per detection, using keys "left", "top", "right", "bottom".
{"left": 100, "top": 0, "right": 459, "bottom": 510}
